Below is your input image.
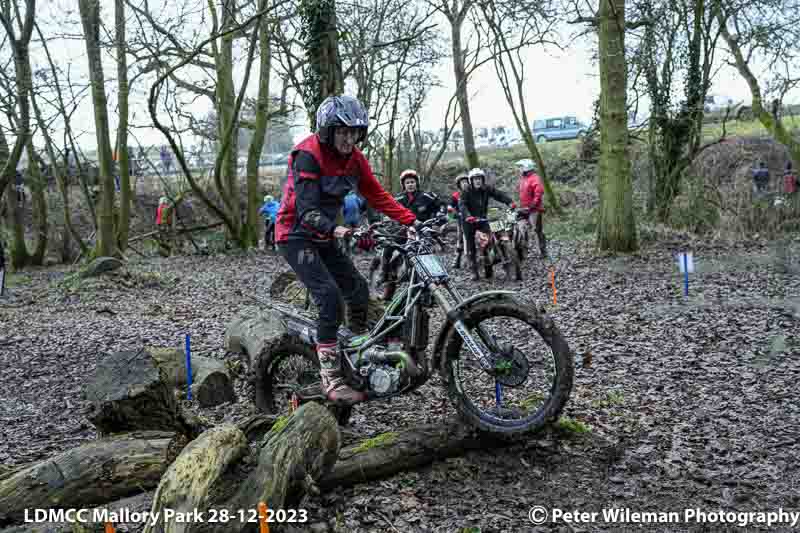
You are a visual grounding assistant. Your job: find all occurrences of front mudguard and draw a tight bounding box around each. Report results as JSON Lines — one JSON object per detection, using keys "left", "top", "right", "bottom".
{"left": 430, "top": 290, "right": 518, "bottom": 379}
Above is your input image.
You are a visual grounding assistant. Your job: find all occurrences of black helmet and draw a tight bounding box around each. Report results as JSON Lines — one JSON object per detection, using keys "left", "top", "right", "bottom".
{"left": 316, "top": 95, "right": 369, "bottom": 145}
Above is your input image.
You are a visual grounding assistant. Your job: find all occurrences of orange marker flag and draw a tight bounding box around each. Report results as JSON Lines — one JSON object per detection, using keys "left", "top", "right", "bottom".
{"left": 258, "top": 502, "right": 270, "bottom": 533}
{"left": 105, "top": 523, "right": 115, "bottom": 533}
{"left": 550, "top": 267, "right": 557, "bottom": 305}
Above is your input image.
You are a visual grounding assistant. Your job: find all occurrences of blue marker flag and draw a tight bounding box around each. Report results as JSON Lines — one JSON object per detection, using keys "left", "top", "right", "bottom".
{"left": 185, "top": 334, "right": 193, "bottom": 400}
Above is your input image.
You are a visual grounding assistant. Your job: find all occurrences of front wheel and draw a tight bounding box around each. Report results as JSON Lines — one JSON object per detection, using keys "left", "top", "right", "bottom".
{"left": 443, "top": 300, "right": 573, "bottom": 438}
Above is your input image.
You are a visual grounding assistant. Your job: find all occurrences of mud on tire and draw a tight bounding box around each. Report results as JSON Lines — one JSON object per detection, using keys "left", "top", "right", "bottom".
{"left": 443, "top": 299, "right": 573, "bottom": 439}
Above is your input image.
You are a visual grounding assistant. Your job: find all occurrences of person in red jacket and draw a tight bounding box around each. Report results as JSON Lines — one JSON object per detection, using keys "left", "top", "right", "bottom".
{"left": 515, "top": 159, "right": 547, "bottom": 258}
{"left": 274, "top": 95, "right": 418, "bottom": 404}
{"left": 449, "top": 175, "right": 470, "bottom": 269}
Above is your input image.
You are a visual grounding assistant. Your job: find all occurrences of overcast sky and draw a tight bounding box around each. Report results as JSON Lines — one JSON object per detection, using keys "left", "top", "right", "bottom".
{"left": 6, "top": 0, "right": 790, "bottom": 154}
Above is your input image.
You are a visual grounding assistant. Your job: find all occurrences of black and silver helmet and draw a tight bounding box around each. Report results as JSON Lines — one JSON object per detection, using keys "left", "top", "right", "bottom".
{"left": 316, "top": 95, "right": 369, "bottom": 144}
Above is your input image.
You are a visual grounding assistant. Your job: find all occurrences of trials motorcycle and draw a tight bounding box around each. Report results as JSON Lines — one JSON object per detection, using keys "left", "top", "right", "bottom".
{"left": 262, "top": 216, "right": 573, "bottom": 437}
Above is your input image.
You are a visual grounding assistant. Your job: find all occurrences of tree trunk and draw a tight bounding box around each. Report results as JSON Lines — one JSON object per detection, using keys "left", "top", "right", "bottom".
{"left": 24, "top": 139, "right": 47, "bottom": 265}
{"left": 319, "top": 421, "right": 510, "bottom": 490}
{"left": 0, "top": 431, "right": 178, "bottom": 526}
{"left": 147, "top": 347, "right": 236, "bottom": 407}
{"left": 115, "top": 0, "right": 131, "bottom": 251}
{"left": 596, "top": 0, "right": 637, "bottom": 252}
{"left": 299, "top": 0, "right": 345, "bottom": 127}
{"left": 245, "top": 1, "right": 272, "bottom": 248}
{"left": 143, "top": 425, "right": 248, "bottom": 533}
{"left": 78, "top": 0, "right": 117, "bottom": 258}
{"left": 450, "top": 8, "right": 479, "bottom": 169}
{"left": 83, "top": 349, "right": 197, "bottom": 436}
{"left": 219, "top": 25, "right": 241, "bottom": 241}
{"left": 0, "top": 2, "right": 34, "bottom": 204}
{"left": 196, "top": 402, "right": 340, "bottom": 533}
{"left": 717, "top": 11, "right": 800, "bottom": 171}
{"left": 0, "top": 131, "right": 29, "bottom": 269}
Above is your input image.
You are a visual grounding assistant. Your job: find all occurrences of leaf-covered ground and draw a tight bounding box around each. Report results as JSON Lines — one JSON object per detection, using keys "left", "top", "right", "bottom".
{"left": 1, "top": 232, "right": 798, "bottom": 533}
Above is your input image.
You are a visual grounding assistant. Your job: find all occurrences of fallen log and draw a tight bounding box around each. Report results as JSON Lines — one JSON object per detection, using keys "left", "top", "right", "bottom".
{"left": 144, "top": 425, "right": 248, "bottom": 533}
{"left": 147, "top": 347, "right": 235, "bottom": 407}
{"left": 196, "top": 402, "right": 340, "bottom": 533}
{"left": 83, "top": 349, "right": 196, "bottom": 436}
{"left": 319, "top": 421, "right": 509, "bottom": 490}
{"left": 0, "top": 431, "right": 176, "bottom": 526}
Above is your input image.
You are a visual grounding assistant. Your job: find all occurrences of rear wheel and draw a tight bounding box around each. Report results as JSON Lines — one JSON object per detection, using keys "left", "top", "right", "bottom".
{"left": 444, "top": 300, "right": 573, "bottom": 438}
{"left": 260, "top": 340, "right": 353, "bottom": 426}
{"left": 537, "top": 135, "right": 547, "bottom": 143}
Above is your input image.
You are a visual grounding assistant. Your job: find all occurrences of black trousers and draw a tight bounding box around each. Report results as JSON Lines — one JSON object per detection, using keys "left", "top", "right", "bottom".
{"left": 463, "top": 221, "right": 490, "bottom": 262}
{"left": 279, "top": 239, "right": 369, "bottom": 344}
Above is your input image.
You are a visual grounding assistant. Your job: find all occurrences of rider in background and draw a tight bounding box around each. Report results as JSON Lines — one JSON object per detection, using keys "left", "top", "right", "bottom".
{"left": 459, "top": 168, "right": 514, "bottom": 281}
{"left": 258, "top": 194, "right": 280, "bottom": 250}
{"left": 378, "top": 169, "right": 442, "bottom": 300}
{"left": 274, "top": 95, "right": 418, "bottom": 405}
{"left": 449, "top": 174, "right": 470, "bottom": 269}
{"left": 516, "top": 159, "right": 547, "bottom": 259}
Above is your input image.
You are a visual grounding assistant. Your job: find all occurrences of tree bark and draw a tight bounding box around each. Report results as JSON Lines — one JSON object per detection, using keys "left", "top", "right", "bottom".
{"left": 0, "top": 130, "right": 29, "bottom": 269}
{"left": 24, "top": 138, "right": 47, "bottom": 265}
{"left": 144, "top": 425, "right": 248, "bottom": 533}
{"left": 319, "top": 421, "right": 510, "bottom": 490}
{"left": 115, "top": 0, "right": 132, "bottom": 251}
{"left": 147, "top": 347, "right": 236, "bottom": 407}
{"left": 83, "top": 349, "right": 196, "bottom": 436}
{"left": 0, "top": 0, "right": 35, "bottom": 205}
{"left": 449, "top": 2, "right": 480, "bottom": 169}
{"left": 196, "top": 402, "right": 340, "bottom": 533}
{"left": 299, "top": 0, "right": 345, "bottom": 127}
{"left": 78, "top": 0, "right": 117, "bottom": 258}
{"left": 596, "top": 0, "right": 638, "bottom": 251}
{"left": 0, "top": 431, "right": 177, "bottom": 526}
{"left": 245, "top": 0, "right": 272, "bottom": 247}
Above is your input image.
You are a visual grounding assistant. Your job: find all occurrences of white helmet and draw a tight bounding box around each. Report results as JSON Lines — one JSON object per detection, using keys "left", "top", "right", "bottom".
{"left": 159, "top": 196, "right": 168, "bottom": 205}
{"left": 516, "top": 159, "right": 536, "bottom": 173}
{"left": 468, "top": 168, "right": 485, "bottom": 180}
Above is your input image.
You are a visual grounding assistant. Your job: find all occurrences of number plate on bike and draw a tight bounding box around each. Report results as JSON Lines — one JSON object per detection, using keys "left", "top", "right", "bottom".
{"left": 489, "top": 220, "right": 504, "bottom": 233}
{"left": 413, "top": 254, "right": 448, "bottom": 280}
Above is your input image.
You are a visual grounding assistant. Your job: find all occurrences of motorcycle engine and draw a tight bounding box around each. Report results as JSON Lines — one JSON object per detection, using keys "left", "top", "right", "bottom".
{"left": 369, "top": 366, "right": 402, "bottom": 394}
{"left": 358, "top": 345, "right": 405, "bottom": 395}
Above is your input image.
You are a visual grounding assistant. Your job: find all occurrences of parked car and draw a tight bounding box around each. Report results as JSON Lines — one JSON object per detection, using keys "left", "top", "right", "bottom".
{"left": 531, "top": 116, "right": 588, "bottom": 143}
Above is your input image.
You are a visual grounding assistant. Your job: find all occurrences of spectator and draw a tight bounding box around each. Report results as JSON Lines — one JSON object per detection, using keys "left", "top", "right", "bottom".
{"left": 343, "top": 190, "right": 365, "bottom": 229}
{"left": 783, "top": 160, "right": 797, "bottom": 197}
{"left": 258, "top": 194, "right": 280, "bottom": 250}
{"left": 752, "top": 160, "right": 770, "bottom": 196}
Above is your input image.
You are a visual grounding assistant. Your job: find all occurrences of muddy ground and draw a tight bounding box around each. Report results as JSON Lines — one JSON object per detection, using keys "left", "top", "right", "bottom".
{"left": 1, "top": 228, "right": 799, "bottom": 532}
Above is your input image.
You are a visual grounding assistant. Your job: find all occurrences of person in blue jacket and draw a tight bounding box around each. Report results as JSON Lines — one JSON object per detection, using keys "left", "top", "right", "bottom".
{"left": 343, "top": 190, "right": 365, "bottom": 229}
{"left": 259, "top": 194, "right": 280, "bottom": 250}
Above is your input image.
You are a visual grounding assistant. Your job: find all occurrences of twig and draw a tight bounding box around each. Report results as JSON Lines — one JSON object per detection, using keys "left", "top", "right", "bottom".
{"left": 375, "top": 510, "right": 401, "bottom": 533}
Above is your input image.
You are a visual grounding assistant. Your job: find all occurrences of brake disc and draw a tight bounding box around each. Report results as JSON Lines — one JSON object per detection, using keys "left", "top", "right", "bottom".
{"left": 491, "top": 345, "right": 529, "bottom": 387}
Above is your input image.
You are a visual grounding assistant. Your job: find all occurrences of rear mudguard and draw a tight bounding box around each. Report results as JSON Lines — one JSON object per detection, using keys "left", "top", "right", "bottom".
{"left": 430, "top": 290, "right": 518, "bottom": 377}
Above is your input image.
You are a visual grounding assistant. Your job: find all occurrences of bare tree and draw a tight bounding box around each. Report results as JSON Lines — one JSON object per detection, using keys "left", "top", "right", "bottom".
{"left": 78, "top": 0, "right": 117, "bottom": 257}
{"left": 0, "top": 0, "right": 35, "bottom": 205}
{"left": 476, "top": 0, "right": 563, "bottom": 213}
{"left": 714, "top": 0, "right": 800, "bottom": 169}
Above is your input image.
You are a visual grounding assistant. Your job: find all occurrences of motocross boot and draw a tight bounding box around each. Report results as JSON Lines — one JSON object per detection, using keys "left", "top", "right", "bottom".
{"left": 539, "top": 235, "right": 548, "bottom": 259}
{"left": 317, "top": 342, "right": 366, "bottom": 404}
{"left": 451, "top": 250, "right": 462, "bottom": 269}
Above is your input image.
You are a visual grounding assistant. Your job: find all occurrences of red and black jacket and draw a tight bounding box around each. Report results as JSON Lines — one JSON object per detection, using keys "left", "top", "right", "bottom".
{"left": 275, "top": 134, "right": 416, "bottom": 243}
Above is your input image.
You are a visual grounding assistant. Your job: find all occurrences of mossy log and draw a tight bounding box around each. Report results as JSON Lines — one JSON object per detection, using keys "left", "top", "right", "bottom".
{"left": 0, "top": 431, "right": 176, "bottom": 526}
{"left": 144, "top": 425, "right": 248, "bottom": 533}
{"left": 319, "top": 421, "right": 509, "bottom": 490}
{"left": 195, "top": 402, "right": 340, "bottom": 533}
{"left": 147, "top": 347, "right": 235, "bottom": 407}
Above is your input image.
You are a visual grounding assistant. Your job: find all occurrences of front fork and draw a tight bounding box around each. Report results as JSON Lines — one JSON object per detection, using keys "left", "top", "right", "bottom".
{"left": 430, "top": 285, "right": 499, "bottom": 374}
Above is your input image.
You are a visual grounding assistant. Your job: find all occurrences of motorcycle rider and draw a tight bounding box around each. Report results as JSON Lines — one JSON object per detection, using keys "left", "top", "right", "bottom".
{"left": 274, "top": 95, "right": 419, "bottom": 405}
{"left": 449, "top": 174, "right": 470, "bottom": 269}
{"left": 515, "top": 159, "right": 547, "bottom": 258}
{"left": 379, "top": 169, "right": 442, "bottom": 300}
{"left": 459, "top": 168, "right": 514, "bottom": 281}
